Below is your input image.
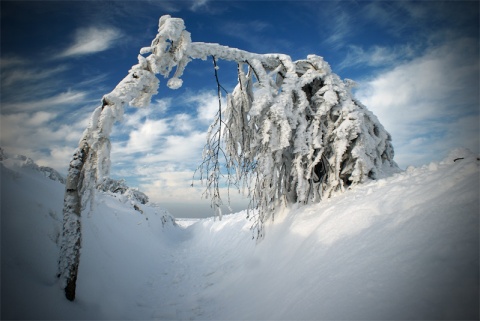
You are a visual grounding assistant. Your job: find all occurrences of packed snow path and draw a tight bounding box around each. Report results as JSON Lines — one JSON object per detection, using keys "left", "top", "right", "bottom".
{"left": 1, "top": 148, "right": 479, "bottom": 320}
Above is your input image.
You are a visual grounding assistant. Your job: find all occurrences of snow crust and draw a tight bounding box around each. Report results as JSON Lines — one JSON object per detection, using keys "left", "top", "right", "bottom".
{"left": 1, "top": 149, "right": 478, "bottom": 320}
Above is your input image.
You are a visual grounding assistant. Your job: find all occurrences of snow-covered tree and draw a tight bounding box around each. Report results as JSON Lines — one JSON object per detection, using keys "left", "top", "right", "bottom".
{"left": 220, "top": 56, "right": 398, "bottom": 238}
{"left": 58, "top": 15, "right": 398, "bottom": 300}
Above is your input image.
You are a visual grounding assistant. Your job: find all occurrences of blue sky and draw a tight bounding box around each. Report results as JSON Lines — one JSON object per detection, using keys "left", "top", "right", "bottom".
{"left": 1, "top": 1, "right": 478, "bottom": 218}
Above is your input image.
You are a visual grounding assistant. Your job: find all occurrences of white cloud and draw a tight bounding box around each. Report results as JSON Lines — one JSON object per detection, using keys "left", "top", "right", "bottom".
{"left": 26, "top": 111, "right": 57, "bottom": 126}
{"left": 339, "top": 44, "right": 416, "bottom": 70}
{"left": 112, "top": 92, "right": 211, "bottom": 154}
{"left": 0, "top": 110, "right": 91, "bottom": 174}
{"left": 126, "top": 119, "right": 170, "bottom": 153}
{"left": 1, "top": 65, "right": 69, "bottom": 86}
{"left": 135, "top": 169, "right": 215, "bottom": 218}
{"left": 151, "top": 98, "right": 170, "bottom": 114}
{"left": 120, "top": 98, "right": 170, "bottom": 129}
{"left": 138, "top": 131, "right": 206, "bottom": 164}
{"left": 0, "top": 112, "right": 86, "bottom": 148}
{"left": 323, "top": 9, "right": 352, "bottom": 49}
{"left": 2, "top": 90, "right": 87, "bottom": 112}
{"left": 0, "top": 56, "right": 28, "bottom": 68}
{"left": 123, "top": 107, "right": 154, "bottom": 128}
{"left": 36, "top": 145, "right": 76, "bottom": 174}
{"left": 361, "top": 2, "right": 407, "bottom": 37}
{"left": 172, "top": 114, "right": 194, "bottom": 132}
{"left": 186, "top": 91, "right": 223, "bottom": 124}
{"left": 58, "top": 26, "right": 121, "bottom": 58}
{"left": 355, "top": 37, "right": 479, "bottom": 168}
{"left": 135, "top": 166, "right": 248, "bottom": 218}
{"left": 139, "top": 170, "right": 199, "bottom": 200}
{"left": 109, "top": 126, "right": 210, "bottom": 216}
{"left": 0, "top": 40, "right": 93, "bottom": 174}
{"left": 190, "top": 0, "right": 209, "bottom": 11}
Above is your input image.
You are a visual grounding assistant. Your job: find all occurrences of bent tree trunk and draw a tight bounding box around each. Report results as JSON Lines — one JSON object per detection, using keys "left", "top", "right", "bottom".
{"left": 58, "top": 142, "right": 89, "bottom": 301}
{"left": 56, "top": 15, "right": 178, "bottom": 301}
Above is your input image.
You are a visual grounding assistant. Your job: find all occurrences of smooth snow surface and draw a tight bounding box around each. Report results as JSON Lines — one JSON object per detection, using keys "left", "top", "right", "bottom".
{"left": 1, "top": 149, "right": 479, "bottom": 320}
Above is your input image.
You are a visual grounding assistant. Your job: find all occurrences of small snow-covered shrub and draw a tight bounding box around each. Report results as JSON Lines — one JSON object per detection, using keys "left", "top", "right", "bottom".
{"left": 96, "top": 177, "right": 149, "bottom": 205}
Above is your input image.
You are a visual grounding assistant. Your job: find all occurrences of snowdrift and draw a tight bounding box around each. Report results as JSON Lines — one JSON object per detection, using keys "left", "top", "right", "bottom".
{"left": 1, "top": 149, "right": 478, "bottom": 320}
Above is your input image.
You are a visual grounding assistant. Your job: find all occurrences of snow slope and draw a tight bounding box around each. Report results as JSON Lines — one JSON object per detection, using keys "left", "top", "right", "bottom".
{"left": 1, "top": 148, "right": 479, "bottom": 320}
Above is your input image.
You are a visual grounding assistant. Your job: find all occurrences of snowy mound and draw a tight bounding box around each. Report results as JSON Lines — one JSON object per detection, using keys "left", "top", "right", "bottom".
{"left": 1, "top": 149, "right": 478, "bottom": 320}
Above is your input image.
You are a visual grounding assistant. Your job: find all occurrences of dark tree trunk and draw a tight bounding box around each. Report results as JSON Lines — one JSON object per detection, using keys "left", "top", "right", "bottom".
{"left": 58, "top": 141, "right": 89, "bottom": 301}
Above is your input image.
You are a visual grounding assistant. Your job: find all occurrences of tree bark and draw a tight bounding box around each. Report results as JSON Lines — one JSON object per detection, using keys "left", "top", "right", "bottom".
{"left": 58, "top": 141, "right": 89, "bottom": 301}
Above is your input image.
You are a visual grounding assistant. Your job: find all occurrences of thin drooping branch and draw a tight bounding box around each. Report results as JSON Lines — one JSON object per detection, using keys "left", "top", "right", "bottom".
{"left": 211, "top": 56, "right": 225, "bottom": 218}
{"left": 193, "top": 56, "right": 235, "bottom": 219}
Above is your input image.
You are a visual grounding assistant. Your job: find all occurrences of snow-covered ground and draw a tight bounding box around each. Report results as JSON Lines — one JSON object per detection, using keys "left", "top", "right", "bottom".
{"left": 1, "top": 148, "right": 478, "bottom": 320}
